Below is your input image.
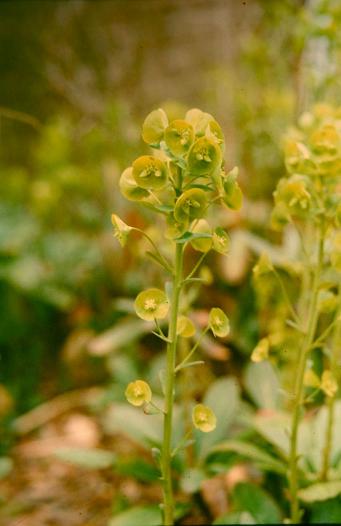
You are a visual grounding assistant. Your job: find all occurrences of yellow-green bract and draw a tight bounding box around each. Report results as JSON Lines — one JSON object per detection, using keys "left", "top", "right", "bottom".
{"left": 134, "top": 288, "right": 169, "bottom": 321}
{"left": 192, "top": 404, "right": 216, "bottom": 432}
{"left": 125, "top": 380, "right": 152, "bottom": 406}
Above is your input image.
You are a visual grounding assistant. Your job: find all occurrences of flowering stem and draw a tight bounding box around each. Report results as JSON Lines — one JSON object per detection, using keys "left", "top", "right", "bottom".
{"left": 161, "top": 242, "right": 184, "bottom": 525}
{"left": 288, "top": 227, "right": 324, "bottom": 523}
{"left": 320, "top": 288, "right": 341, "bottom": 481}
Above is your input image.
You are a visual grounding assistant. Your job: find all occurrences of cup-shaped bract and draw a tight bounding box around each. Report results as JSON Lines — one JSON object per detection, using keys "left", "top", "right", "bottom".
{"left": 251, "top": 337, "right": 270, "bottom": 363}
{"left": 284, "top": 140, "right": 315, "bottom": 175}
{"left": 192, "top": 404, "right": 216, "bottom": 432}
{"left": 134, "top": 288, "right": 169, "bottom": 321}
{"left": 119, "top": 167, "right": 150, "bottom": 201}
{"left": 165, "top": 213, "right": 188, "bottom": 240}
{"left": 164, "top": 119, "right": 194, "bottom": 157}
{"left": 209, "top": 307, "right": 230, "bottom": 338}
{"left": 174, "top": 188, "right": 208, "bottom": 223}
{"left": 190, "top": 219, "right": 212, "bottom": 252}
{"left": 212, "top": 227, "right": 230, "bottom": 255}
{"left": 125, "top": 380, "right": 152, "bottom": 406}
{"left": 142, "top": 108, "right": 168, "bottom": 146}
{"left": 187, "top": 137, "right": 222, "bottom": 177}
{"left": 111, "top": 213, "right": 133, "bottom": 247}
{"left": 318, "top": 290, "right": 338, "bottom": 313}
{"left": 132, "top": 155, "right": 168, "bottom": 190}
{"left": 185, "top": 108, "right": 214, "bottom": 136}
{"left": 310, "top": 124, "right": 341, "bottom": 155}
{"left": 274, "top": 174, "right": 311, "bottom": 217}
{"left": 222, "top": 170, "right": 243, "bottom": 210}
{"left": 176, "top": 315, "right": 196, "bottom": 338}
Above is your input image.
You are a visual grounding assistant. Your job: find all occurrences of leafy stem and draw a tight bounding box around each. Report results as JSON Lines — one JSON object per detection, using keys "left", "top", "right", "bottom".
{"left": 161, "top": 242, "right": 184, "bottom": 525}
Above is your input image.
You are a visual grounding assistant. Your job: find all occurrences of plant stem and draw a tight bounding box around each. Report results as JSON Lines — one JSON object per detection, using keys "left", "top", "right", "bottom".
{"left": 320, "top": 287, "right": 341, "bottom": 481}
{"left": 288, "top": 227, "right": 324, "bottom": 523}
{"left": 161, "top": 242, "right": 184, "bottom": 525}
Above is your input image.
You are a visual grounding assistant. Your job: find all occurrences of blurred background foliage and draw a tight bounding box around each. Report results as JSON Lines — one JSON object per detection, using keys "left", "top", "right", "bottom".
{"left": 0, "top": 0, "right": 341, "bottom": 425}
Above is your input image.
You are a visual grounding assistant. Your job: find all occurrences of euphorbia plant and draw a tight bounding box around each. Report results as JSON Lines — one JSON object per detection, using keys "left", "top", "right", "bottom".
{"left": 112, "top": 108, "right": 242, "bottom": 525}
{"left": 252, "top": 104, "right": 341, "bottom": 523}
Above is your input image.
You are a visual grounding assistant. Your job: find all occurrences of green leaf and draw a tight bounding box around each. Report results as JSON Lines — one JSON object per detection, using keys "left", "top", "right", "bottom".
{"left": 54, "top": 448, "right": 116, "bottom": 469}
{"left": 244, "top": 361, "right": 280, "bottom": 409}
{"left": 253, "top": 412, "right": 290, "bottom": 457}
{"left": 213, "top": 511, "right": 256, "bottom": 525}
{"left": 88, "top": 317, "right": 153, "bottom": 356}
{"left": 175, "top": 231, "right": 212, "bottom": 244}
{"left": 298, "top": 481, "right": 341, "bottom": 503}
{"left": 151, "top": 203, "right": 174, "bottom": 214}
{"left": 117, "top": 458, "right": 160, "bottom": 482}
{"left": 208, "top": 440, "right": 287, "bottom": 475}
{"left": 145, "top": 251, "right": 172, "bottom": 272}
{"left": 310, "top": 497, "right": 341, "bottom": 522}
{"left": 108, "top": 505, "right": 161, "bottom": 526}
{"left": 197, "top": 377, "right": 240, "bottom": 457}
{"left": 103, "top": 403, "right": 163, "bottom": 448}
{"left": 233, "top": 483, "right": 282, "bottom": 524}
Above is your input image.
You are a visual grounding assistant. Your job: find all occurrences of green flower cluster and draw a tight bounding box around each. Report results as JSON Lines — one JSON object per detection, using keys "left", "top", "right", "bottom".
{"left": 272, "top": 104, "right": 341, "bottom": 251}
{"left": 118, "top": 107, "right": 242, "bottom": 243}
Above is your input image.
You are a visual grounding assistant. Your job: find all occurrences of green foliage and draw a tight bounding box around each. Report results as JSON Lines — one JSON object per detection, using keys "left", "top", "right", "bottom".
{"left": 233, "top": 483, "right": 282, "bottom": 524}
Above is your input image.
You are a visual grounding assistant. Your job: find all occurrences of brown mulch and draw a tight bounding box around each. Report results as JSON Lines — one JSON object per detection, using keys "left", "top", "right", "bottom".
{"left": 0, "top": 411, "right": 161, "bottom": 526}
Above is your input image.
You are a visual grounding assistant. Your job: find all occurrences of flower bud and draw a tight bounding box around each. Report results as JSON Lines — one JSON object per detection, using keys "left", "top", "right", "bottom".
{"left": 303, "top": 369, "right": 320, "bottom": 388}
{"left": 270, "top": 202, "right": 291, "bottom": 231}
{"left": 132, "top": 155, "right": 168, "bottom": 190}
{"left": 119, "top": 167, "right": 150, "bottom": 201}
{"left": 142, "top": 108, "right": 168, "bottom": 146}
{"left": 190, "top": 219, "right": 212, "bottom": 252}
{"left": 134, "top": 288, "right": 169, "bottom": 321}
{"left": 212, "top": 227, "right": 230, "bottom": 255}
{"left": 253, "top": 253, "right": 274, "bottom": 278}
{"left": 111, "top": 214, "right": 133, "bottom": 247}
{"left": 192, "top": 404, "right": 216, "bottom": 432}
{"left": 321, "top": 370, "right": 338, "bottom": 398}
{"left": 251, "top": 338, "right": 269, "bottom": 363}
{"left": 222, "top": 172, "right": 243, "bottom": 210}
{"left": 209, "top": 307, "right": 230, "bottom": 338}
{"left": 174, "top": 188, "right": 207, "bottom": 223}
{"left": 164, "top": 119, "right": 194, "bottom": 157}
{"left": 318, "top": 290, "right": 338, "bottom": 313}
{"left": 187, "top": 137, "right": 222, "bottom": 176}
{"left": 177, "top": 315, "right": 196, "bottom": 338}
{"left": 125, "top": 380, "right": 152, "bottom": 406}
